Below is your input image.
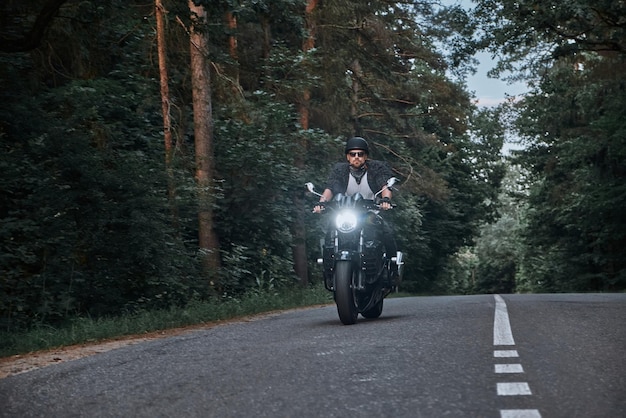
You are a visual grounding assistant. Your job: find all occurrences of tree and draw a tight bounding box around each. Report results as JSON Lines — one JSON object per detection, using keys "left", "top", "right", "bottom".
{"left": 188, "top": 0, "right": 220, "bottom": 274}
{"left": 473, "top": 164, "right": 528, "bottom": 294}
{"left": 514, "top": 58, "right": 626, "bottom": 291}
{"left": 287, "top": 0, "right": 504, "bottom": 292}
{"left": 471, "top": 0, "right": 626, "bottom": 291}
{"left": 291, "top": 0, "right": 319, "bottom": 285}
{"left": 0, "top": 0, "right": 69, "bottom": 53}
{"left": 0, "top": 0, "right": 520, "bottom": 331}
{"left": 155, "top": 0, "right": 178, "bottom": 213}
{"left": 471, "top": 0, "right": 626, "bottom": 80}
{"left": 224, "top": 9, "right": 239, "bottom": 86}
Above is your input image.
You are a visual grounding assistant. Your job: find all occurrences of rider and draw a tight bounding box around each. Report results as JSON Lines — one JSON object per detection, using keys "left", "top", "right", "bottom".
{"left": 314, "top": 136, "right": 399, "bottom": 284}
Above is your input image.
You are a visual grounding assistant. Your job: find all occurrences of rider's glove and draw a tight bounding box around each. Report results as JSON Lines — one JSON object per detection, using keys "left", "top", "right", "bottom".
{"left": 313, "top": 201, "right": 326, "bottom": 213}
{"left": 379, "top": 197, "right": 392, "bottom": 210}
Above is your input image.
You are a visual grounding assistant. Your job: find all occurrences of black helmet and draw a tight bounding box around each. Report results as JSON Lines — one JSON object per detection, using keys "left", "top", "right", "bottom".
{"left": 345, "top": 137, "right": 369, "bottom": 154}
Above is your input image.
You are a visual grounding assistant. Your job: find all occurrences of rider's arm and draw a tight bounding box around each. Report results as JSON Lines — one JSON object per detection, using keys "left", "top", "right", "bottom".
{"left": 381, "top": 187, "right": 392, "bottom": 200}
{"left": 320, "top": 189, "right": 333, "bottom": 203}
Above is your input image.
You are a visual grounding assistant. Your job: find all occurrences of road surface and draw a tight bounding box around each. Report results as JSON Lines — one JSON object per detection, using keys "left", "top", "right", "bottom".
{"left": 1, "top": 293, "right": 624, "bottom": 417}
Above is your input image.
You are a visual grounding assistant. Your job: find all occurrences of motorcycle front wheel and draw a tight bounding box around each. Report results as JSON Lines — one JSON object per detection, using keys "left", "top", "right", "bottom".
{"left": 334, "top": 260, "right": 358, "bottom": 325}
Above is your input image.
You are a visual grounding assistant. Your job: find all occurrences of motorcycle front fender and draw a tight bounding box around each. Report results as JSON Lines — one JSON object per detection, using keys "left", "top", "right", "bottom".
{"left": 335, "top": 250, "right": 366, "bottom": 290}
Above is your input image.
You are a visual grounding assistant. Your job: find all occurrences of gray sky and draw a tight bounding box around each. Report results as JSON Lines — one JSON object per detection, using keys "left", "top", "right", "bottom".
{"left": 441, "top": 0, "right": 527, "bottom": 107}
{"left": 467, "top": 51, "right": 527, "bottom": 107}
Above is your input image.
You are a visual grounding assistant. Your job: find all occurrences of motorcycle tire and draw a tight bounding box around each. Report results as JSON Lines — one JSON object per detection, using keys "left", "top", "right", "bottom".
{"left": 361, "top": 298, "right": 383, "bottom": 319}
{"left": 334, "top": 260, "right": 358, "bottom": 325}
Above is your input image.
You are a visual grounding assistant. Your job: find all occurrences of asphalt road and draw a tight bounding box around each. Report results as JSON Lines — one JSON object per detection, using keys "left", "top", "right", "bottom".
{"left": 1, "top": 294, "right": 624, "bottom": 417}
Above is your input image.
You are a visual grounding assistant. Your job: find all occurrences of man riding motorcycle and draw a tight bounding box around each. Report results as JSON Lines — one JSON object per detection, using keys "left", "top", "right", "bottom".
{"left": 314, "top": 137, "right": 400, "bottom": 286}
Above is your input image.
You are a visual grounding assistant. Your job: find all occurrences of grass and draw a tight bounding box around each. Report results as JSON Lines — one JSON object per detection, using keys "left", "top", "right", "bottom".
{"left": 0, "top": 283, "right": 332, "bottom": 358}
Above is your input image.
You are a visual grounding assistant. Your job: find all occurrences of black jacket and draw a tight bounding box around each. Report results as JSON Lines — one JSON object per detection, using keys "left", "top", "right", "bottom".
{"left": 324, "top": 160, "right": 393, "bottom": 197}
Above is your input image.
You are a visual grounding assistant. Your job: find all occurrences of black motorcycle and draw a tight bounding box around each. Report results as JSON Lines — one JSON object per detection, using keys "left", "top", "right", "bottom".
{"left": 306, "top": 178, "right": 404, "bottom": 325}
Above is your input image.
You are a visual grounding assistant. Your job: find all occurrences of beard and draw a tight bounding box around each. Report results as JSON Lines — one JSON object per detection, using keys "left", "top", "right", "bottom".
{"left": 349, "top": 163, "right": 366, "bottom": 184}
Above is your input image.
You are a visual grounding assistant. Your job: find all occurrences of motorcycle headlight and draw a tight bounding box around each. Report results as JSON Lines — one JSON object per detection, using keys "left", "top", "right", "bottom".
{"left": 335, "top": 210, "right": 358, "bottom": 233}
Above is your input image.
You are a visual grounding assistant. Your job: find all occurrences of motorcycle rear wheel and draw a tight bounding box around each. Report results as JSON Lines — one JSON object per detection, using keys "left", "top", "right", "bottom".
{"left": 334, "top": 261, "right": 358, "bottom": 325}
{"left": 361, "top": 298, "right": 383, "bottom": 319}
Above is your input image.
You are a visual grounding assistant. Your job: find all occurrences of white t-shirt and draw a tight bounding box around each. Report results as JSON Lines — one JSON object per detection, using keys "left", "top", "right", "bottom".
{"left": 346, "top": 172, "right": 375, "bottom": 199}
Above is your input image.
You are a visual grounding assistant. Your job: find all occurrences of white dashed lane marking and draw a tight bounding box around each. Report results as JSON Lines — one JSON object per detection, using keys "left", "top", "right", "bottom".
{"left": 500, "top": 410, "right": 542, "bottom": 418}
{"left": 497, "top": 382, "right": 532, "bottom": 396}
{"left": 493, "top": 295, "right": 542, "bottom": 418}
{"left": 495, "top": 364, "right": 524, "bottom": 373}
{"left": 494, "top": 349, "right": 519, "bottom": 358}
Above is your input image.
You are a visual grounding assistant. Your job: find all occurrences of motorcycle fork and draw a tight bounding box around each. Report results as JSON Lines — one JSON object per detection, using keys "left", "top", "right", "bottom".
{"left": 356, "top": 231, "right": 365, "bottom": 290}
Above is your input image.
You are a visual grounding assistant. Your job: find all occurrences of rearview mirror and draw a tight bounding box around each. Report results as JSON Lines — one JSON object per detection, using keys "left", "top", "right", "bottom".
{"left": 386, "top": 177, "right": 399, "bottom": 189}
{"left": 305, "top": 182, "right": 323, "bottom": 198}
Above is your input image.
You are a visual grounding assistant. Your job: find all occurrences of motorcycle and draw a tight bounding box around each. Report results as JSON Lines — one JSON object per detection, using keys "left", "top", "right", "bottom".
{"left": 306, "top": 178, "right": 404, "bottom": 325}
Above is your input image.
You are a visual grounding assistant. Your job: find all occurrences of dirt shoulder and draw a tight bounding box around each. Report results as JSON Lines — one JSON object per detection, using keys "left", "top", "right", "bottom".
{"left": 0, "top": 323, "right": 213, "bottom": 379}
{"left": 0, "top": 306, "right": 326, "bottom": 379}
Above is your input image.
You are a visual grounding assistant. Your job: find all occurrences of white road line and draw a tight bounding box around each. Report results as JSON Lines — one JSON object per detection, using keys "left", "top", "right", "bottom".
{"left": 494, "top": 349, "right": 519, "bottom": 357}
{"left": 497, "top": 382, "right": 532, "bottom": 396}
{"left": 494, "top": 294, "right": 515, "bottom": 345}
{"left": 495, "top": 363, "right": 524, "bottom": 373}
{"left": 493, "top": 296, "right": 541, "bottom": 417}
{"left": 500, "top": 410, "right": 542, "bottom": 418}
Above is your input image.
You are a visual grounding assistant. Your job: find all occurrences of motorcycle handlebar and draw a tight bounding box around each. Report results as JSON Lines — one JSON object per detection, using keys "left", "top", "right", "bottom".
{"left": 312, "top": 201, "right": 395, "bottom": 213}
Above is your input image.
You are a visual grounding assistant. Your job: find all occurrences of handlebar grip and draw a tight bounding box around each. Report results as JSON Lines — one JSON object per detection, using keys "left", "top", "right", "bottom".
{"left": 312, "top": 202, "right": 326, "bottom": 212}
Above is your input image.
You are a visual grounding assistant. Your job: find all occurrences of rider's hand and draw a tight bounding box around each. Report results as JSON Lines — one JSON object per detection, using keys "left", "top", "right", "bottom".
{"left": 313, "top": 202, "right": 326, "bottom": 213}
{"left": 380, "top": 197, "right": 392, "bottom": 210}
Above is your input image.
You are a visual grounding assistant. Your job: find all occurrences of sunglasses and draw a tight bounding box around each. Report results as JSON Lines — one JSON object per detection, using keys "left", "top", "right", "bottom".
{"left": 349, "top": 151, "right": 365, "bottom": 157}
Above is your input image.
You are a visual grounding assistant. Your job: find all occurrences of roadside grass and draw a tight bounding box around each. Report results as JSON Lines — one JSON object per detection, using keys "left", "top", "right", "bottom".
{"left": 0, "top": 284, "right": 418, "bottom": 358}
{"left": 0, "top": 283, "right": 332, "bottom": 358}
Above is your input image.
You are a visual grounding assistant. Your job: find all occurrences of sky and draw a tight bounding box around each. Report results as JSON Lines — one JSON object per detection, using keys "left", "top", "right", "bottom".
{"left": 439, "top": 1, "right": 528, "bottom": 154}
{"left": 465, "top": 51, "right": 528, "bottom": 154}
{"left": 440, "top": 0, "right": 528, "bottom": 108}
{"left": 466, "top": 51, "right": 527, "bottom": 108}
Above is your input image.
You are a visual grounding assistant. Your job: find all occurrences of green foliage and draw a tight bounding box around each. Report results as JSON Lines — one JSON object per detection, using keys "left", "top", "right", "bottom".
{"left": 473, "top": 0, "right": 626, "bottom": 292}
{"left": 293, "top": 0, "right": 504, "bottom": 292}
{"left": 472, "top": 0, "right": 626, "bottom": 80}
{"left": 0, "top": 283, "right": 331, "bottom": 358}
{"left": 408, "top": 121, "right": 506, "bottom": 292}
{"left": 0, "top": 0, "right": 516, "bottom": 333}
{"left": 517, "top": 55, "right": 626, "bottom": 291}
{"left": 212, "top": 93, "right": 304, "bottom": 293}
{"left": 0, "top": 76, "right": 205, "bottom": 330}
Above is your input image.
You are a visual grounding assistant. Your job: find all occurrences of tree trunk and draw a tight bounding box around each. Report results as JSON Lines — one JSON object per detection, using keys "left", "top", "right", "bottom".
{"left": 155, "top": 0, "right": 177, "bottom": 215}
{"left": 291, "top": 0, "right": 319, "bottom": 286}
{"left": 299, "top": 0, "right": 317, "bottom": 130}
{"left": 225, "top": 10, "right": 239, "bottom": 85}
{"left": 156, "top": 0, "right": 173, "bottom": 168}
{"left": 350, "top": 57, "right": 362, "bottom": 134}
{"left": 189, "top": 0, "right": 220, "bottom": 274}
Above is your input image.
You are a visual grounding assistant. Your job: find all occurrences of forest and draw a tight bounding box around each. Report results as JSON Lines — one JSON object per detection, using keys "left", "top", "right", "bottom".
{"left": 1, "top": 0, "right": 624, "bottom": 331}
